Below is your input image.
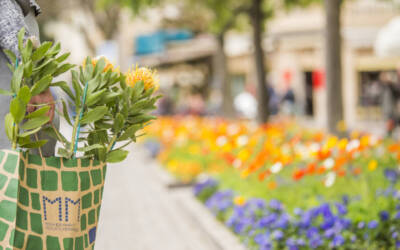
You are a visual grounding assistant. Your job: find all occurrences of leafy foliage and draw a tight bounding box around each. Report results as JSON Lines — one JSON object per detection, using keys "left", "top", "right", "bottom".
{"left": 55, "top": 57, "right": 160, "bottom": 162}
{"left": 0, "top": 28, "right": 73, "bottom": 150}
{"left": 3, "top": 28, "right": 160, "bottom": 163}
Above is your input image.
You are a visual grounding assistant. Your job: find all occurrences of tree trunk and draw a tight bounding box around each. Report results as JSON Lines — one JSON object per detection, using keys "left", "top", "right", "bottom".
{"left": 325, "top": 0, "right": 344, "bottom": 134}
{"left": 251, "top": 0, "right": 270, "bottom": 123}
{"left": 214, "top": 33, "right": 235, "bottom": 117}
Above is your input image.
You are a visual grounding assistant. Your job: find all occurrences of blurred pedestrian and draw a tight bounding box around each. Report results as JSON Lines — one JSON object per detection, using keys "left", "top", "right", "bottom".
{"left": 0, "top": 0, "right": 57, "bottom": 155}
{"left": 281, "top": 88, "right": 296, "bottom": 116}
{"left": 234, "top": 84, "right": 258, "bottom": 119}
{"left": 381, "top": 72, "right": 400, "bottom": 136}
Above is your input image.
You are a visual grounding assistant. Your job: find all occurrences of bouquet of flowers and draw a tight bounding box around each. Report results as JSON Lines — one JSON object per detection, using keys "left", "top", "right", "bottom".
{"left": 0, "top": 28, "right": 160, "bottom": 250}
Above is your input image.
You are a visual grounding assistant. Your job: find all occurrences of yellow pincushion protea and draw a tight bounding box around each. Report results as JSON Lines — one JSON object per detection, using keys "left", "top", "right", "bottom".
{"left": 125, "top": 65, "right": 159, "bottom": 91}
{"left": 83, "top": 56, "right": 120, "bottom": 73}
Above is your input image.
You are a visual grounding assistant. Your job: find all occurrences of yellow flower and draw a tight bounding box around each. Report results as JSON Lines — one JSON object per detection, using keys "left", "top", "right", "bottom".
{"left": 234, "top": 196, "right": 246, "bottom": 206}
{"left": 125, "top": 65, "right": 159, "bottom": 91}
{"left": 84, "top": 56, "right": 120, "bottom": 73}
{"left": 368, "top": 160, "right": 378, "bottom": 171}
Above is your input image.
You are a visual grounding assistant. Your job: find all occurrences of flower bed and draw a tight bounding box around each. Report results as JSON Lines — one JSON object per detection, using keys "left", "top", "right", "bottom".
{"left": 145, "top": 116, "right": 400, "bottom": 249}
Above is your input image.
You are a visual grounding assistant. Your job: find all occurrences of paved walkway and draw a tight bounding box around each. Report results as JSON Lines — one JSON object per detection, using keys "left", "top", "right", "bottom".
{"left": 95, "top": 145, "right": 245, "bottom": 250}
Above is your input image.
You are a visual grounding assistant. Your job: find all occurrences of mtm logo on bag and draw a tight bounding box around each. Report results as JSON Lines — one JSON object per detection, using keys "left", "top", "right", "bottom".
{"left": 0, "top": 150, "right": 107, "bottom": 250}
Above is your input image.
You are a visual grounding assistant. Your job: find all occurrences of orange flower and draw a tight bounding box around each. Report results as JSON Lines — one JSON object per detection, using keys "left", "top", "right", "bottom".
{"left": 125, "top": 65, "right": 159, "bottom": 90}
{"left": 234, "top": 196, "right": 246, "bottom": 206}
{"left": 267, "top": 181, "right": 277, "bottom": 190}
{"left": 293, "top": 169, "right": 305, "bottom": 181}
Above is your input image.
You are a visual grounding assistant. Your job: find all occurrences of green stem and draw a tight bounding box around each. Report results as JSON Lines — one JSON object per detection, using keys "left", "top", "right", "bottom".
{"left": 69, "top": 113, "right": 81, "bottom": 157}
{"left": 114, "top": 140, "right": 133, "bottom": 151}
{"left": 51, "top": 124, "right": 67, "bottom": 148}
{"left": 106, "top": 134, "right": 118, "bottom": 153}
{"left": 12, "top": 124, "right": 18, "bottom": 150}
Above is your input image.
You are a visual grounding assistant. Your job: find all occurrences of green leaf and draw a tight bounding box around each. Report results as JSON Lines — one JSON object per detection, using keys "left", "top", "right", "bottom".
{"left": 114, "top": 113, "right": 124, "bottom": 133}
{"left": 78, "top": 144, "right": 104, "bottom": 152}
{"left": 52, "top": 81, "right": 74, "bottom": 100}
{"left": 128, "top": 114, "right": 156, "bottom": 125}
{"left": 0, "top": 89, "right": 14, "bottom": 96}
{"left": 54, "top": 63, "right": 75, "bottom": 77}
{"left": 22, "top": 40, "right": 33, "bottom": 63}
{"left": 86, "top": 89, "right": 106, "bottom": 106}
{"left": 3, "top": 50, "right": 16, "bottom": 65}
{"left": 80, "top": 106, "right": 108, "bottom": 124}
{"left": 71, "top": 70, "right": 82, "bottom": 96}
{"left": 25, "top": 106, "right": 50, "bottom": 119}
{"left": 86, "top": 74, "right": 101, "bottom": 94}
{"left": 10, "top": 98, "right": 26, "bottom": 123}
{"left": 106, "top": 149, "right": 129, "bottom": 163}
{"left": 42, "top": 126, "right": 70, "bottom": 146}
{"left": 17, "top": 86, "right": 31, "bottom": 105}
{"left": 11, "top": 64, "right": 24, "bottom": 93}
{"left": 40, "top": 61, "right": 58, "bottom": 78}
{"left": 24, "top": 61, "right": 33, "bottom": 78}
{"left": 101, "top": 92, "right": 121, "bottom": 104}
{"left": 17, "top": 28, "right": 25, "bottom": 53}
{"left": 55, "top": 52, "right": 70, "bottom": 63}
{"left": 22, "top": 140, "right": 47, "bottom": 148}
{"left": 32, "top": 42, "right": 52, "bottom": 61}
{"left": 47, "top": 42, "right": 61, "bottom": 57}
{"left": 61, "top": 100, "right": 72, "bottom": 126}
{"left": 132, "top": 80, "right": 145, "bottom": 100}
{"left": 117, "top": 124, "right": 141, "bottom": 141}
{"left": 57, "top": 148, "right": 71, "bottom": 158}
{"left": 93, "top": 58, "right": 106, "bottom": 75}
{"left": 18, "top": 135, "right": 31, "bottom": 146}
{"left": 19, "top": 127, "right": 41, "bottom": 137}
{"left": 21, "top": 116, "right": 50, "bottom": 130}
{"left": 5, "top": 113, "right": 14, "bottom": 141}
{"left": 31, "top": 75, "right": 52, "bottom": 96}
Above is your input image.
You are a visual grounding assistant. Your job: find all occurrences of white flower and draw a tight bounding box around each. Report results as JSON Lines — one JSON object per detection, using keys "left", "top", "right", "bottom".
{"left": 346, "top": 140, "right": 360, "bottom": 152}
{"left": 216, "top": 136, "right": 228, "bottom": 146}
{"left": 324, "top": 172, "right": 336, "bottom": 187}
{"left": 233, "top": 159, "right": 242, "bottom": 168}
{"left": 323, "top": 158, "right": 335, "bottom": 169}
{"left": 227, "top": 124, "right": 240, "bottom": 135}
{"left": 270, "top": 162, "right": 283, "bottom": 173}
{"left": 237, "top": 135, "right": 249, "bottom": 146}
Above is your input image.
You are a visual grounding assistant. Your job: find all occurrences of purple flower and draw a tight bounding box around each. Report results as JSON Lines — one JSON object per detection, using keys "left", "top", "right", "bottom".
{"left": 254, "top": 232, "right": 271, "bottom": 248}
{"left": 332, "top": 235, "right": 345, "bottom": 247}
{"left": 272, "top": 230, "right": 284, "bottom": 240}
{"left": 392, "top": 231, "right": 399, "bottom": 239}
{"left": 379, "top": 211, "right": 390, "bottom": 221}
{"left": 309, "top": 236, "right": 323, "bottom": 249}
{"left": 336, "top": 203, "right": 347, "bottom": 215}
{"left": 193, "top": 178, "right": 218, "bottom": 196}
{"left": 274, "top": 213, "right": 290, "bottom": 229}
{"left": 307, "top": 227, "right": 319, "bottom": 238}
{"left": 294, "top": 208, "right": 303, "bottom": 216}
{"left": 357, "top": 221, "right": 365, "bottom": 229}
{"left": 297, "top": 238, "right": 306, "bottom": 246}
{"left": 286, "top": 237, "right": 298, "bottom": 250}
{"left": 368, "top": 220, "right": 378, "bottom": 229}
{"left": 396, "top": 240, "right": 400, "bottom": 248}
{"left": 324, "top": 228, "right": 335, "bottom": 239}
{"left": 384, "top": 168, "right": 399, "bottom": 183}
{"left": 269, "top": 199, "right": 283, "bottom": 210}
{"left": 257, "top": 214, "right": 278, "bottom": 228}
{"left": 342, "top": 195, "right": 349, "bottom": 205}
{"left": 320, "top": 216, "right": 335, "bottom": 230}
{"left": 395, "top": 211, "right": 400, "bottom": 220}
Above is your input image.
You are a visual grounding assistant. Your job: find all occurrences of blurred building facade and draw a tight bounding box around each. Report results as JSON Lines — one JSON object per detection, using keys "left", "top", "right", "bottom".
{"left": 229, "top": 0, "right": 399, "bottom": 130}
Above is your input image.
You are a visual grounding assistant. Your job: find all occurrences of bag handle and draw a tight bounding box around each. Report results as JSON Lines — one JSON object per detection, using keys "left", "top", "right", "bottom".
{"left": 73, "top": 81, "right": 89, "bottom": 158}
